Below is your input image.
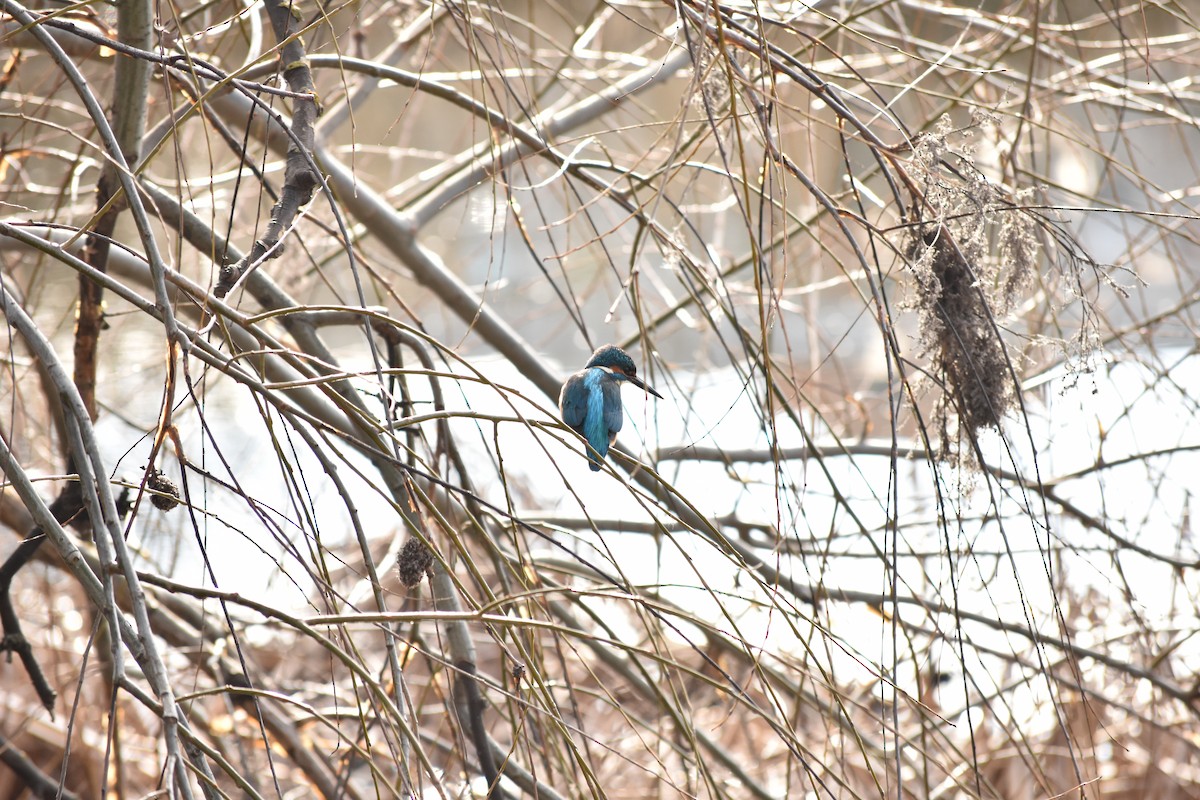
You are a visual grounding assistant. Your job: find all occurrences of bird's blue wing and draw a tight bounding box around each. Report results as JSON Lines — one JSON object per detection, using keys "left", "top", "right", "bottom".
{"left": 559, "top": 373, "right": 587, "bottom": 431}
{"left": 561, "top": 369, "right": 610, "bottom": 470}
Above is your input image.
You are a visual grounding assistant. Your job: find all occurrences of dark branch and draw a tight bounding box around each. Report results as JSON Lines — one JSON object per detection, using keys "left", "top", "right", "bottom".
{"left": 0, "top": 730, "right": 83, "bottom": 800}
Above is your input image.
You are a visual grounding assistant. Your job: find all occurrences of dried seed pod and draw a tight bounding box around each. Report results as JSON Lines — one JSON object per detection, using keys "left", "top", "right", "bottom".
{"left": 396, "top": 537, "right": 434, "bottom": 587}
{"left": 147, "top": 469, "right": 181, "bottom": 511}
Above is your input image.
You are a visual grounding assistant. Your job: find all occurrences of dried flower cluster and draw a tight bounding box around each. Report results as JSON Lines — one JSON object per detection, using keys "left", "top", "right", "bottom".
{"left": 905, "top": 117, "right": 1040, "bottom": 443}
{"left": 396, "top": 536, "right": 434, "bottom": 587}
{"left": 689, "top": 40, "right": 732, "bottom": 116}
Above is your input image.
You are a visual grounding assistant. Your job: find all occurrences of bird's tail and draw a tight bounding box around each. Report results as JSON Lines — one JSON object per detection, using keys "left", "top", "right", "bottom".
{"left": 583, "top": 425, "right": 608, "bottom": 471}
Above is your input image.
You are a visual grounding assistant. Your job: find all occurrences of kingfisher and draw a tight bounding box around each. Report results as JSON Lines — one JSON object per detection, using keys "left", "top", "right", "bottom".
{"left": 559, "top": 344, "right": 662, "bottom": 471}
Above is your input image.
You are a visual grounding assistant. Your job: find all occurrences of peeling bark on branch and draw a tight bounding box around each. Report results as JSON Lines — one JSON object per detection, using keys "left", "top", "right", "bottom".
{"left": 215, "top": 0, "right": 322, "bottom": 298}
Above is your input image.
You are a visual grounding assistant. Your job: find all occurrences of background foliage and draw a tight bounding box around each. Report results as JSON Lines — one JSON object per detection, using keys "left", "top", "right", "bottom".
{"left": 2, "top": 1, "right": 1199, "bottom": 798}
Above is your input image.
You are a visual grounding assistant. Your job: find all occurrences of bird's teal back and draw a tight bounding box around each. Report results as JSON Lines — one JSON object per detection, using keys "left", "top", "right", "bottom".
{"left": 582, "top": 368, "right": 611, "bottom": 470}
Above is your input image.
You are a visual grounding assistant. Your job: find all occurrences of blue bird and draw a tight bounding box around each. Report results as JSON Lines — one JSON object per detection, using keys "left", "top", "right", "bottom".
{"left": 559, "top": 344, "right": 662, "bottom": 471}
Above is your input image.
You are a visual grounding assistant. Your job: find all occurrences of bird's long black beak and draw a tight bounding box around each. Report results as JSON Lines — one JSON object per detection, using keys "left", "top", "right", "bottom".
{"left": 626, "top": 374, "right": 663, "bottom": 399}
